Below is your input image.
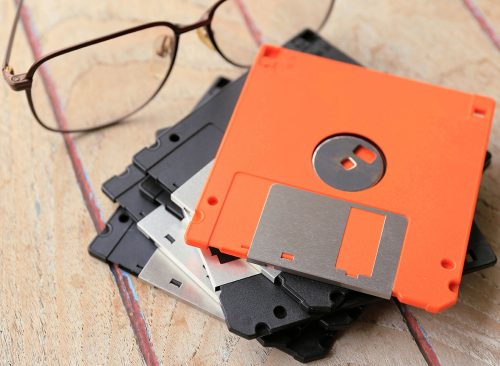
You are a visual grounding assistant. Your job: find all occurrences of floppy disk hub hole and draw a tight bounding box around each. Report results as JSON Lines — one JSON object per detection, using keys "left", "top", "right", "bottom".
{"left": 440, "top": 259, "right": 454, "bottom": 270}
{"left": 341, "top": 157, "right": 356, "bottom": 170}
{"left": 118, "top": 213, "right": 129, "bottom": 223}
{"left": 207, "top": 196, "right": 218, "bottom": 206}
{"left": 353, "top": 145, "right": 376, "bottom": 164}
{"left": 313, "top": 135, "right": 385, "bottom": 192}
{"left": 273, "top": 305, "right": 287, "bottom": 319}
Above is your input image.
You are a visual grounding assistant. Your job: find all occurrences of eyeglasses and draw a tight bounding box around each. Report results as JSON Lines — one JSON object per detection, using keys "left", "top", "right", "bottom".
{"left": 3, "top": 0, "right": 334, "bottom": 133}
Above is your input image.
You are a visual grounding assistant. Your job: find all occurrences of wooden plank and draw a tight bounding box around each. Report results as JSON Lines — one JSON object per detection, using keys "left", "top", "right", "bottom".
{"left": 0, "top": 1, "right": 498, "bottom": 365}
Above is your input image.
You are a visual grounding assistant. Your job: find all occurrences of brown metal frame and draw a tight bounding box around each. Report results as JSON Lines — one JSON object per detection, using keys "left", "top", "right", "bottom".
{"left": 3, "top": 0, "right": 335, "bottom": 133}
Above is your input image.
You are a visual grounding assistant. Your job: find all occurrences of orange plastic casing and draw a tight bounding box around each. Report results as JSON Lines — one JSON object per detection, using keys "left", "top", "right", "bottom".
{"left": 185, "top": 45, "right": 494, "bottom": 312}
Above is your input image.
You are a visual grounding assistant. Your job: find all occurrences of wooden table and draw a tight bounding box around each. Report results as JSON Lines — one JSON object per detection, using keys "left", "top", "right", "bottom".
{"left": 1, "top": 1, "right": 498, "bottom": 364}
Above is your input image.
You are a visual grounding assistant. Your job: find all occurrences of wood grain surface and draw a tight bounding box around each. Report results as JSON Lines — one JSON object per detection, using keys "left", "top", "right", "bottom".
{"left": 0, "top": 1, "right": 498, "bottom": 365}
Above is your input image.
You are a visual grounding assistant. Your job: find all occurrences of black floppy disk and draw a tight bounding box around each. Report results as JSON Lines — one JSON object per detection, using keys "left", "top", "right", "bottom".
{"left": 88, "top": 77, "right": 233, "bottom": 319}
{"left": 88, "top": 207, "right": 223, "bottom": 319}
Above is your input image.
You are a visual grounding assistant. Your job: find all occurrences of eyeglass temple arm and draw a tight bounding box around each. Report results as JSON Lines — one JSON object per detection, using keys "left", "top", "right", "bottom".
{"left": 3, "top": 0, "right": 24, "bottom": 72}
{"left": 3, "top": 0, "right": 31, "bottom": 91}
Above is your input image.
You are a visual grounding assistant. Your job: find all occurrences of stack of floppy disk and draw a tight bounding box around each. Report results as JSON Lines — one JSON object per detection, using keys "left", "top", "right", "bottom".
{"left": 89, "top": 30, "right": 497, "bottom": 363}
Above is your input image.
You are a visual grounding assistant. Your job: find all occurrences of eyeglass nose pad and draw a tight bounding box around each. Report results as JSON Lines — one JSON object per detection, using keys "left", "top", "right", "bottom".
{"left": 196, "top": 27, "right": 215, "bottom": 51}
{"left": 155, "top": 34, "right": 174, "bottom": 58}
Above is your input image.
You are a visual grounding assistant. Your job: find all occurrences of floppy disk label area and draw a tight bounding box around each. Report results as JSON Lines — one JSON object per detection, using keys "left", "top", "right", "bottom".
{"left": 140, "top": 250, "right": 223, "bottom": 320}
{"left": 172, "top": 161, "right": 261, "bottom": 290}
{"left": 185, "top": 45, "right": 494, "bottom": 311}
{"left": 88, "top": 208, "right": 223, "bottom": 319}
{"left": 137, "top": 206, "right": 220, "bottom": 303}
{"left": 248, "top": 184, "right": 407, "bottom": 299}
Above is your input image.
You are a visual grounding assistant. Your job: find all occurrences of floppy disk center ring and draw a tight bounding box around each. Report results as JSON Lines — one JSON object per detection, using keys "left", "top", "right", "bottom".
{"left": 312, "top": 135, "right": 385, "bottom": 192}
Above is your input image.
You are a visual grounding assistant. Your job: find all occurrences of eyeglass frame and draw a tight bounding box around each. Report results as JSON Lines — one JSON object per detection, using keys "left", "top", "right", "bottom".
{"left": 3, "top": 0, "right": 335, "bottom": 133}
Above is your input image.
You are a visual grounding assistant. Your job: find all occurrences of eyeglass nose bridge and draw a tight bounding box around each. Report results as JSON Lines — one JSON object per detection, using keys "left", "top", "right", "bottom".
{"left": 196, "top": 27, "right": 215, "bottom": 51}
{"left": 175, "top": 10, "right": 215, "bottom": 51}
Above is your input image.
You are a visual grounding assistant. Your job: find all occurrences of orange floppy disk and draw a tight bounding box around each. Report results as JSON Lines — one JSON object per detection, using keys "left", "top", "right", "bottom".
{"left": 185, "top": 45, "right": 494, "bottom": 312}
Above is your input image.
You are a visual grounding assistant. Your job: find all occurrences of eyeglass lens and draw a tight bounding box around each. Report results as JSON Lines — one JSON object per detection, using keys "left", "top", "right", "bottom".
{"left": 30, "top": 25, "right": 176, "bottom": 131}
{"left": 29, "top": 0, "right": 332, "bottom": 131}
